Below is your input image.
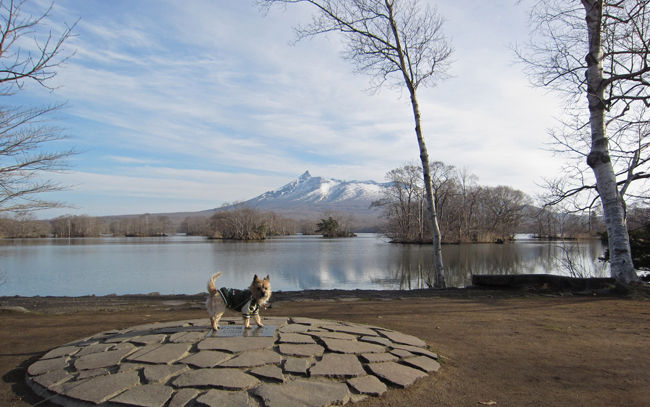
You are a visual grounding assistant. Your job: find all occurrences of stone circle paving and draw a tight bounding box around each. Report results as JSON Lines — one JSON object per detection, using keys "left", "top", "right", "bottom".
{"left": 26, "top": 317, "right": 440, "bottom": 407}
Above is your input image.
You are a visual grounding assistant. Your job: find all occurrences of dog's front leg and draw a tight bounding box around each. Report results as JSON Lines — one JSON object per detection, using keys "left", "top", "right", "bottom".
{"left": 243, "top": 317, "right": 251, "bottom": 329}
{"left": 254, "top": 314, "right": 264, "bottom": 327}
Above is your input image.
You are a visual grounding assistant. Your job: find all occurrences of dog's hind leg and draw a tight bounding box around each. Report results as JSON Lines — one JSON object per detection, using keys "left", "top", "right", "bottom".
{"left": 210, "top": 312, "right": 224, "bottom": 330}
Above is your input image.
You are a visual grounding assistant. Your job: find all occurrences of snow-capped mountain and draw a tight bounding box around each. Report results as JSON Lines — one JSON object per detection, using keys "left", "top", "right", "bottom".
{"left": 248, "top": 171, "right": 389, "bottom": 206}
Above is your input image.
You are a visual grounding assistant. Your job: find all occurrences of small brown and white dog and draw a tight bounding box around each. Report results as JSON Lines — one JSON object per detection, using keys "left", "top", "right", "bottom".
{"left": 206, "top": 272, "right": 271, "bottom": 330}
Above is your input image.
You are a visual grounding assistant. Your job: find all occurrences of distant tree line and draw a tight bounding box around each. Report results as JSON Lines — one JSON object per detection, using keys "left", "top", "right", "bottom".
{"left": 179, "top": 203, "right": 298, "bottom": 240}
{"left": 373, "top": 161, "right": 608, "bottom": 244}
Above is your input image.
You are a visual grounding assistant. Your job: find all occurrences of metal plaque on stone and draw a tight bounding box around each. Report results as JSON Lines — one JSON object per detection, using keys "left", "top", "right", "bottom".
{"left": 206, "top": 325, "right": 276, "bottom": 338}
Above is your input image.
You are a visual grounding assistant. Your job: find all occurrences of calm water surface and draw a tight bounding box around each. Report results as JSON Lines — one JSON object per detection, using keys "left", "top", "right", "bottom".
{"left": 0, "top": 234, "right": 609, "bottom": 297}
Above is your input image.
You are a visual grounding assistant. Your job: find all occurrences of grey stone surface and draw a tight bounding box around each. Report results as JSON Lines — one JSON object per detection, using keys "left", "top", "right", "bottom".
{"left": 110, "top": 384, "right": 174, "bottom": 407}
{"left": 391, "top": 343, "right": 439, "bottom": 359}
{"left": 307, "top": 331, "right": 358, "bottom": 341}
{"left": 77, "top": 368, "right": 109, "bottom": 380}
{"left": 360, "top": 336, "right": 393, "bottom": 346}
{"left": 27, "top": 357, "right": 69, "bottom": 376}
{"left": 290, "top": 317, "right": 330, "bottom": 326}
{"left": 131, "top": 334, "right": 168, "bottom": 345}
{"left": 278, "top": 344, "right": 325, "bottom": 357}
{"left": 198, "top": 337, "right": 275, "bottom": 352}
{"left": 250, "top": 365, "right": 286, "bottom": 382}
{"left": 278, "top": 324, "right": 310, "bottom": 333}
{"left": 26, "top": 317, "right": 439, "bottom": 407}
{"left": 74, "top": 347, "right": 136, "bottom": 370}
{"left": 169, "top": 331, "right": 207, "bottom": 343}
{"left": 75, "top": 343, "right": 112, "bottom": 357}
{"left": 309, "top": 354, "right": 366, "bottom": 378}
{"left": 168, "top": 388, "right": 199, "bottom": 407}
{"left": 144, "top": 364, "right": 189, "bottom": 384}
{"left": 347, "top": 375, "right": 387, "bottom": 396}
{"left": 379, "top": 330, "right": 427, "bottom": 347}
{"left": 254, "top": 379, "right": 350, "bottom": 407}
{"left": 359, "top": 353, "right": 399, "bottom": 363}
{"left": 118, "top": 363, "right": 143, "bottom": 373}
{"left": 366, "top": 362, "right": 428, "bottom": 387}
{"left": 321, "top": 338, "right": 385, "bottom": 354}
{"left": 219, "top": 350, "right": 282, "bottom": 368}
{"left": 390, "top": 349, "right": 414, "bottom": 358}
{"left": 283, "top": 357, "right": 310, "bottom": 375}
{"left": 31, "top": 370, "right": 72, "bottom": 389}
{"left": 54, "top": 371, "right": 141, "bottom": 404}
{"left": 179, "top": 351, "right": 232, "bottom": 368}
{"left": 402, "top": 356, "right": 442, "bottom": 372}
{"left": 195, "top": 389, "right": 251, "bottom": 407}
{"left": 172, "top": 369, "right": 259, "bottom": 390}
{"left": 278, "top": 333, "right": 317, "bottom": 344}
{"left": 104, "top": 330, "right": 149, "bottom": 343}
{"left": 41, "top": 346, "right": 80, "bottom": 360}
{"left": 324, "top": 325, "right": 378, "bottom": 336}
{"left": 128, "top": 343, "right": 191, "bottom": 364}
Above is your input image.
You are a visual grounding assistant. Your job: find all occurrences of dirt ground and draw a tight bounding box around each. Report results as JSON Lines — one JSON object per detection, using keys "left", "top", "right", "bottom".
{"left": 1, "top": 288, "right": 649, "bottom": 407}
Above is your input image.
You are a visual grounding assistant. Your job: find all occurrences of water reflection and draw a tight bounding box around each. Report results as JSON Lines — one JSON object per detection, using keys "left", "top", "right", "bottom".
{"left": 0, "top": 234, "right": 609, "bottom": 296}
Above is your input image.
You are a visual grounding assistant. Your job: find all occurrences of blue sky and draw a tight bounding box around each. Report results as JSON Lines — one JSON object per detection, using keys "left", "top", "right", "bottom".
{"left": 12, "top": 0, "right": 565, "bottom": 218}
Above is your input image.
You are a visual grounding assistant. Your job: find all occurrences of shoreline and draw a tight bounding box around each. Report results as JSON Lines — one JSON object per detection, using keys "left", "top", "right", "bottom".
{"left": 3, "top": 279, "right": 648, "bottom": 314}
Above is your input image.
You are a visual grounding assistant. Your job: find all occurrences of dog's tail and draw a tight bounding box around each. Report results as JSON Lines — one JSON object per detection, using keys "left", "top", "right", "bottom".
{"left": 207, "top": 272, "right": 222, "bottom": 295}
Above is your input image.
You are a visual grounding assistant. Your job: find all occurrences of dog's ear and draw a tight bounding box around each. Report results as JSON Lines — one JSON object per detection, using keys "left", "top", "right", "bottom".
{"left": 253, "top": 274, "right": 259, "bottom": 282}
{"left": 265, "top": 275, "right": 270, "bottom": 281}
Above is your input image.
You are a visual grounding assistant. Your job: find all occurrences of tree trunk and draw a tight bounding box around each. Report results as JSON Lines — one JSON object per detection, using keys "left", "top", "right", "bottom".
{"left": 386, "top": 0, "right": 446, "bottom": 288}
{"left": 582, "top": 0, "right": 638, "bottom": 283}
{"left": 412, "top": 91, "right": 446, "bottom": 288}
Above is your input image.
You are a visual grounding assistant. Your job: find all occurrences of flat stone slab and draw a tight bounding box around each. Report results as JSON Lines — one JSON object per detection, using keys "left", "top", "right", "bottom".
{"left": 254, "top": 379, "right": 350, "bottom": 407}
{"left": 198, "top": 337, "right": 275, "bottom": 352}
{"left": 179, "top": 350, "right": 232, "bottom": 368}
{"left": 168, "top": 388, "right": 199, "bottom": 407}
{"left": 75, "top": 346, "right": 136, "bottom": 370}
{"left": 367, "top": 362, "right": 428, "bottom": 387}
{"left": 28, "top": 357, "right": 69, "bottom": 376}
{"left": 379, "top": 330, "right": 427, "bottom": 347}
{"left": 347, "top": 375, "right": 388, "bottom": 396}
{"left": 196, "top": 389, "right": 250, "bottom": 407}
{"left": 172, "top": 368, "right": 259, "bottom": 390}
{"left": 402, "top": 356, "right": 442, "bottom": 372}
{"left": 26, "top": 317, "right": 440, "bottom": 407}
{"left": 321, "top": 338, "right": 385, "bottom": 354}
{"left": 279, "top": 333, "right": 317, "bottom": 344}
{"left": 53, "top": 371, "right": 141, "bottom": 404}
{"left": 127, "top": 343, "right": 191, "bottom": 364}
{"left": 279, "top": 343, "right": 325, "bottom": 357}
{"left": 219, "top": 350, "right": 282, "bottom": 368}
{"left": 144, "top": 364, "right": 189, "bottom": 384}
{"left": 110, "top": 384, "right": 174, "bottom": 407}
{"left": 359, "top": 352, "right": 399, "bottom": 363}
{"left": 169, "top": 331, "right": 207, "bottom": 343}
{"left": 250, "top": 365, "right": 286, "bottom": 382}
{"left": 283, "top": 357, "right": 310, "bottom": 375}
{"left": 309, "top": 354, "right": 366, "bottom": 378}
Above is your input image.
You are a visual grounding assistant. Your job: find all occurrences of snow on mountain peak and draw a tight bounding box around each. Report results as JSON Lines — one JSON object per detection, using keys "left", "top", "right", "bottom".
{"left": 249, "top": 172, "right": 388, "bottom": 205}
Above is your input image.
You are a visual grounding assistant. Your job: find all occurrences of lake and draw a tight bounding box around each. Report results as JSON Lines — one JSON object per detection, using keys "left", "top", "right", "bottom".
{"left": 0, "top": 234, "right": 609, "bottom": 297}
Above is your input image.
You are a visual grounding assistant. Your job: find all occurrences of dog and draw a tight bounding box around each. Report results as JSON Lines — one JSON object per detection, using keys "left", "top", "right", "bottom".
{"left": 206, "top": 272, "right": 271, "bottom": 330}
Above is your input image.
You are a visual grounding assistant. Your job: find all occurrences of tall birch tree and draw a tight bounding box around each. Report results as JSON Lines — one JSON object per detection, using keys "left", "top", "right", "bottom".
{"left": 257, "top": 0, "right": 454, "bottom": 287}
{"left": 516, "top": 0, "right": 650, "bottom": 284}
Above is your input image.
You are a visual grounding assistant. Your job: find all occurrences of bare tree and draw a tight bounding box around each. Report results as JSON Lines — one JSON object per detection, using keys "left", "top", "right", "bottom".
{"left": 515, "top": 0, "right": 650, "bottom": 283}
{"left": 0, "top": 0, "right": 77, "bottom": 213}
{"left": 258, "top": 0, "right": 454, "bottom": 287}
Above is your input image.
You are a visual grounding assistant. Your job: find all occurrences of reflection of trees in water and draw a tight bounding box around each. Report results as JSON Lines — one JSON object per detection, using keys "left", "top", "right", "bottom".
{"left": 386, "top": 241, "right": 609, "bottom": 288}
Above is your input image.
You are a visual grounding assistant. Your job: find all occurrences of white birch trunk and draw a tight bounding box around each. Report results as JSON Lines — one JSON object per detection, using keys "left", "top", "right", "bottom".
{"left": 387, "top": 0, "right": 446, "bottom": 288}
{"left": 582, "top": 0, "right": 638, "bottom": 283}
{"left": 412, "top": 91, "right": 446, "bottom": 288}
